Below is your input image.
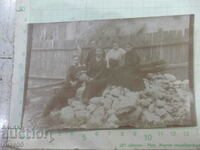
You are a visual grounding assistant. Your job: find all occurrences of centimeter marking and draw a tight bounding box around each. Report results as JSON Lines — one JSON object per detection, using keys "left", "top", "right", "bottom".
{"left": 7, "top": 127, "right": 200, "bottom": 149}
{"left": 64, "top": 128, "right": 200, "bottom": 142}
{"left": 48, "top": 128, "right": 200, "bottom": 149}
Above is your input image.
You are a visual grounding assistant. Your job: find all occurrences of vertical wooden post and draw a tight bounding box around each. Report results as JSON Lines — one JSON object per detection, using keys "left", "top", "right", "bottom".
{"left": 188, "top": 14, "right": 196, "bottom": 126}
{"left": 189, "top": 15, "right": 194, "bottom": 92}
{"left": 21, "top": 24, "right": 33, "bottom": 125}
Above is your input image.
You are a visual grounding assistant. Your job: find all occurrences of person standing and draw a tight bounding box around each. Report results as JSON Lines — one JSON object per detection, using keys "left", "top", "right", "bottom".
{"left": 106, "top": 42, "right": 126, "bottom": 68}
{"left": 80, "top": 40, "right": 97, "bottom": 67}
{"left": 122, "top": 43, "right": 144, "bottom": 91}
{"left": 106, "top": 42, "right": 126, "bottom": 86}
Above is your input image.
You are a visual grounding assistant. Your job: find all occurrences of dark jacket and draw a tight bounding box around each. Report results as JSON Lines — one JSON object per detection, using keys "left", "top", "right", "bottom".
{"left": 87, "top": 57, "right": 107, "bottom": 79}
{"left": 65, "top": 64, "right": 83, "bottom": 89}
{"left": 124, "top": 49, "right": 140, "bottom": 72}
{"left": 66, "top": 65, "right": 80, "bottom": 81}
{"left": 122, "top": 49, "right": 144, "bottom": 90}
{"left": 80, "top": 48, "right": 96, "bottom": 66}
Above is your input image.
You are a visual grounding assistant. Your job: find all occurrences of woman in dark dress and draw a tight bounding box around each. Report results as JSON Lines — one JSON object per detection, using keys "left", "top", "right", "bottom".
{"left": 122, "top": 43, "right": 144, "bottom": 91}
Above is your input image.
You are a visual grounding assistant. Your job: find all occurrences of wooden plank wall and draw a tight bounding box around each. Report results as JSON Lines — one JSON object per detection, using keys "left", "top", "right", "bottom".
{"left": 28, "top": 23, "right": 190, "bottom": 89}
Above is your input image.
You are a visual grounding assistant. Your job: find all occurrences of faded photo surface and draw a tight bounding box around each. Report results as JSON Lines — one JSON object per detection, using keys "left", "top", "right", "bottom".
{"left": 23, "top": 15, "right": 196, "bottom": 130}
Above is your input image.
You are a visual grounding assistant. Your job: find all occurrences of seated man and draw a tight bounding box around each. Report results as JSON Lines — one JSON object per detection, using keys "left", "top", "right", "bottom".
{"left": 82, "top": 48, "right": 108, "bottom": 103}
{"left": 43, "top": 55, "right": 83, "bottom": 116}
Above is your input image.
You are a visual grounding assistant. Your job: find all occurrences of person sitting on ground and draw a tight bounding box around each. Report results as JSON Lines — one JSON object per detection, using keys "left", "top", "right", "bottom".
{"left": 43, "top": 55, "right": 84, "bottom": 116}
{"left": 82, "top": 48, "right": 108, "bottom": 104}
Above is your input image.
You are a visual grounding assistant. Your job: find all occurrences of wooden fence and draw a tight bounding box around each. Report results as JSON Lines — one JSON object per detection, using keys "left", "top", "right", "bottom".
{"left": 27, "top": 23, "right": 191, "bottom": 89}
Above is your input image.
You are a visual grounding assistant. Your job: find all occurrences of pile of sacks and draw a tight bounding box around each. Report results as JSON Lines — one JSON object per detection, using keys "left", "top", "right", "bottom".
{"left": 50, "top": 73, "right": 192, "bottom": 129}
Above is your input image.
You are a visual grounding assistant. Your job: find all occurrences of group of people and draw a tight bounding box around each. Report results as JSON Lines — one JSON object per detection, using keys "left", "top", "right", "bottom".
{"left": 43, "top": 41, "right": 144, "bottom": 116}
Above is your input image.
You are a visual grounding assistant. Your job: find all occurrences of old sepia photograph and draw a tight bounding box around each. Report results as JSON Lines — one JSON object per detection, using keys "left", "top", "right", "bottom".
{"left": 23, "top": 15, "right": 196, "bottom": 130}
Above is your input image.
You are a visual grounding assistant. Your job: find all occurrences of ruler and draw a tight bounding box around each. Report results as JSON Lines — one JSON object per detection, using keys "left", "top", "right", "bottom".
{"left": 6, "top": 127, "right": 200, "bottom": 149}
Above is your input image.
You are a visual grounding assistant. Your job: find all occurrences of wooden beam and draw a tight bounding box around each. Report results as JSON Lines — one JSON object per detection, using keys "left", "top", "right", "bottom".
{"left": 31, "top": 48, "right": 75, "bottom": 52}
{"left": 31, "top": 41, "right": 189, "bottom": 52}
{"left": 166, "top": 63, "right": 188, "bottom": 69}
{"left": 28, "top": 81, "right": 64, "bottom": 90}
{"left": 28, "top": 76, "right": 65, "bottom": 80}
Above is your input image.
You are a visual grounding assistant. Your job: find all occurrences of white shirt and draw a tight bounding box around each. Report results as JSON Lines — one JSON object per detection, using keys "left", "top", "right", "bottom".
{"left": 106, "top": 48, "right": 126, "bottom": 67}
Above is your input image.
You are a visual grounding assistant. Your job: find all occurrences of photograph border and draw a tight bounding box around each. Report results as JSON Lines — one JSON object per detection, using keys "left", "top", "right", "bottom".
{"left": 22, "top": 14, "right": 197, "bottom": 130}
